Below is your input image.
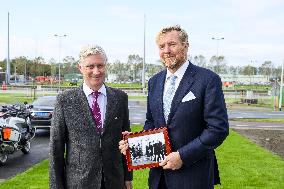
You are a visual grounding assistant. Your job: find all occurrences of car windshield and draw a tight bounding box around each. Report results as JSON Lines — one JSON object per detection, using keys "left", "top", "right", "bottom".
{"left": 32, "top": 97, "right": 56, "bottom": 106}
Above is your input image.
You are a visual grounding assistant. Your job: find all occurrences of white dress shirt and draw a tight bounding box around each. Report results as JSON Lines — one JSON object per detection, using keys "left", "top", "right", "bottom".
{"left": 163, "top": 61, "right": 189, "bottom": 96}
{"left": 83, "top": 82, "right": 107, "bottom": 128}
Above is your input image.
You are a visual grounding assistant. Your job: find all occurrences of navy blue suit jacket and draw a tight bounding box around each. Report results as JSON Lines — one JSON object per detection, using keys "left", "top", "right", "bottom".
{"left": 144, "top": 62, "right": 229, "bottom": 189}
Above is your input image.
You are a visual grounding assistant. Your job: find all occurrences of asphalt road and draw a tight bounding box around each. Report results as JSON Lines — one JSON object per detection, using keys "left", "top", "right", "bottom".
{"left": 129, "top": 101, "right": 284, "bottom": 130}
{"left": 1, "top": 100, "right": 284, "bottom": 181}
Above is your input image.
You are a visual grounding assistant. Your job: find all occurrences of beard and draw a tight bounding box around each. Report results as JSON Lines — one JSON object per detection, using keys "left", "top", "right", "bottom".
{"left": 162, "top": 55, "right": 187, "bottom": 70}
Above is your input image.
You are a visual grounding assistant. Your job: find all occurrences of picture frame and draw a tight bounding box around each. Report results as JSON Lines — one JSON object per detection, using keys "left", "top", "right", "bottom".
{"left": 124, "top": 127, "right": 172, "bottom": 171}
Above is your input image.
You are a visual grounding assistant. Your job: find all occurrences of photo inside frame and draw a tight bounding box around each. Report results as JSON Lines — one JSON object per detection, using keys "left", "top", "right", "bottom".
{"left": 128, "top": 132, "right": 166, "bottom": 166}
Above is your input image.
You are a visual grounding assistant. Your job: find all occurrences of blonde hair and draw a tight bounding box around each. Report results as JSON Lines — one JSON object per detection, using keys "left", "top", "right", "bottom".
{"left": 156, "top": 25, "right": 188, "bottom": 44}
{"left": 79, "top": 44, "right": 108, "bottom": 63}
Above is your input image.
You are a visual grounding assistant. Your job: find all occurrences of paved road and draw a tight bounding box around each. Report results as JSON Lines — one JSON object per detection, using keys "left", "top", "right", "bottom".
{"left": 1, "top": 100, "right": 284, "bottom": 181}
{"left": 129, "top": 101, "right": 284, "bottom": 130}
{"left": 228, "top": 110, "right": 284, "bottom": 119}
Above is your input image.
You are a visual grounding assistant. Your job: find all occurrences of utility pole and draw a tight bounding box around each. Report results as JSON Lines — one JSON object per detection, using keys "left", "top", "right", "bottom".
{"left": 6, "top": 12, "right": 11, "bottom": 84}
{"left": 279, "top": 60, "right": 284, "bottom": 111}
{"left": 142, "top": 14, "right": 146, "bottom": 93}
{"left": 24, "top": 60, "right": 27, "bottom": 83}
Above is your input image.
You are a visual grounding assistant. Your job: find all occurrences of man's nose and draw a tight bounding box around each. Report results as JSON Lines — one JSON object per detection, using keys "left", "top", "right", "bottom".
{"left": 163, "top": 45, "right": 171, "bottom": 53}
{"left": 92, "top": 67, "right": 100, "bottom": 74}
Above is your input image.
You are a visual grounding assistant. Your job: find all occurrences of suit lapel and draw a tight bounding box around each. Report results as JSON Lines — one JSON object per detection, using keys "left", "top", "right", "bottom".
{"left": 104, "top": 86, "right": 118, "bottom": 132}
{"left": 167, "top": 62, "right": 196, "bottom": 124}
{"left": 77, "top": 86, "right": 97, "bottom": 129}
{"left": 157, "top": 70, "right": 167, "bottom": 125}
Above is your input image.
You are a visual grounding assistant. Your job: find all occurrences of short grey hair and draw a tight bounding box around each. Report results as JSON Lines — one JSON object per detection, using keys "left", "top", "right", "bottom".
{"left": 79, "top": 44, "right": 108, "bottom": 63}
{"left": 156, "top": 25, "right": 188, "bottom": 44}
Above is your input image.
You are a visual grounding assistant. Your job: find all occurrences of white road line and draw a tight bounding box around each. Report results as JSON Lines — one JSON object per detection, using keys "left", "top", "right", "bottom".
{"left": 266, "top": 113, "right": 284, "bottom": 116}
{"left": 131, "top": 123, "right": 141, "bottom": 125}
{"left": 236, "top": 125, "right": 249, "bottom": 126}
{"left": 0, "top": 179, "right": 5, "bottom": 183}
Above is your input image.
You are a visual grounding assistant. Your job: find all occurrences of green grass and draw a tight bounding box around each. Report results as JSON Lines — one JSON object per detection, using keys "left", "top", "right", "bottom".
{"left": 0, "top": 93, "right": 35, "bottom": 104}
{"left": 230, "top": 118, "right": 284, "bottom": 123}
{"left": 0, "top": 159, "right": 49, "bottom": 189}
{"left": 128, "top": 95, "right": 147, "bottom": 101}
{"left": 0, "top": 126, "right": 283, "bottom": 189}
{"left": 215, "top": 131, "right": 284, "bottom": 189}
{"left": 0, "top": 93, "right": 58, "bottom": 104}
{"left": 0, "top": 93, "right": 147, "bottom": 104}
{"left": 106, "top": 82, "right": 142, "bottom": 88}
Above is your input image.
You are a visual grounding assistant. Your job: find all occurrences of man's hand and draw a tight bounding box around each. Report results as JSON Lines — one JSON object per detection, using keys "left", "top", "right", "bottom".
{"left": 119, "top": 131, "right": 131, "bottom": 155}
{"left": 124, "top": 181, "right": 132, "bottom": 189}
{"left": 159, "top": 152, "right": 183, "bottom": 170}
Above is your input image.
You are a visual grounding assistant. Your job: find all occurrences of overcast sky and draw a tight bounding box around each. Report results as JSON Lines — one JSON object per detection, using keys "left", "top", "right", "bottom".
{"left": 0, "top": 0, "right": 283, "bottom": 67}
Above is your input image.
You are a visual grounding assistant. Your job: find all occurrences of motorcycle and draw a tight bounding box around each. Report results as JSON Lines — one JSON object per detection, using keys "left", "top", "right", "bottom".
{"left": 0, "top": 103, "right": 36, "bottom": 165}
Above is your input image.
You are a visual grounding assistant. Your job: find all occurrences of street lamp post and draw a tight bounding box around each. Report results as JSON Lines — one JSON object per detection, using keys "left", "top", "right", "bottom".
{"left": 211, "top": 37, "right": 224, "bottom": 58}
{"left": 211, "top": 37, "right": 224, "bottom": 74}
{"left": 54, "top": 34, "right": 67, "bottom": 91}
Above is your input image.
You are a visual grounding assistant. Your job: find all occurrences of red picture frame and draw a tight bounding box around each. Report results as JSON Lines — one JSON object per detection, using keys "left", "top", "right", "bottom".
{"left": 124, "top": 127, "right": 172, "bottom": 171}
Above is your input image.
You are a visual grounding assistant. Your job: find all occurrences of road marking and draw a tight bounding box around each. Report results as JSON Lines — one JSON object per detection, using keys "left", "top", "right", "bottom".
{"left": 131, "top": 122, "right": 141, "bottom": 125}
{"left": 0, "top": 179, "right": 5, "bottom": 183}
{"left": 236, "top": 117, "right": 244, "bottom": 118}
{"left": 236, "top": 125, "right": 249, "bottom": 126}
{"left": 266, "top": 113, "right": 284, "bottom": 116}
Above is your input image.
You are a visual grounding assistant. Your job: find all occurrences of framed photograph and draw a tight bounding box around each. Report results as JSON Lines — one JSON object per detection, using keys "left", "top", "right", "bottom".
{"left": 124, "top": 127, "right": 171, "bottom": 171}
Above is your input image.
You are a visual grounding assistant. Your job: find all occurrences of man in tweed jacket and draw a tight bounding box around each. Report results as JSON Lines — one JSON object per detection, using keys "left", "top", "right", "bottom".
{"left": 49, "top": 44, "right": 133, "bottom": 189}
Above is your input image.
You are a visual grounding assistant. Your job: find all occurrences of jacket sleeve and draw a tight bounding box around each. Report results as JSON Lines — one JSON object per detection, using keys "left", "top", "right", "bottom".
{"left": 144, "top": 78, "right": 155, "bottom": 130}
{"left": 49, "top": 95, "right": 67, "bottom": 189}
{"left": 178, "top": 74, "right": 229, "bottom": 166}
{"left": 121, "top": 93, "right": 133, "bottom": 181}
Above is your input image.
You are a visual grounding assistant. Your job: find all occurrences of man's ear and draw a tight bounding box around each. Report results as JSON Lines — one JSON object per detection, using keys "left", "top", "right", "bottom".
{"left": 184, "top": 42, "right": 189, "bottom": 48}
{"left": 77, "top": 64, "right": 82, "bottom": 72}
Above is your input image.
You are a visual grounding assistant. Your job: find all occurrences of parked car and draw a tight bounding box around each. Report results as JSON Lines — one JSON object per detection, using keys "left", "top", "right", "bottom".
{"left": 30, "top": 96, "right": 57, "bottom": 129}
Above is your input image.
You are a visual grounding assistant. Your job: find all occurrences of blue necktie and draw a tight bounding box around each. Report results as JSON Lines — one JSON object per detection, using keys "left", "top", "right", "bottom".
{"left": 163, "top": 75, "right": 177, "bottom": 122}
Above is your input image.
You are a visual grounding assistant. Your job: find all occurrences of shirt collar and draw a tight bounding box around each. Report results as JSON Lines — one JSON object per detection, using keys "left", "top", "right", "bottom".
{"left": 83, "top": 82, "right": 107, "bottom": 97}
{"left": 166, "top": 60, "right": 189, "bottom": 80}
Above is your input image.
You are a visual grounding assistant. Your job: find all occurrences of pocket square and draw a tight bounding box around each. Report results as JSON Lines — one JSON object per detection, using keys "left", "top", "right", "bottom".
{"left": 182, "top": 91, "right": 196, "bottom": 102}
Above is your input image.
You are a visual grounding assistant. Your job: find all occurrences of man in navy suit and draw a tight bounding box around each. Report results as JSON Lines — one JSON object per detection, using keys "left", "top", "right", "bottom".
{"left": 120, "top": 25, "right": 229, "bottom": 189}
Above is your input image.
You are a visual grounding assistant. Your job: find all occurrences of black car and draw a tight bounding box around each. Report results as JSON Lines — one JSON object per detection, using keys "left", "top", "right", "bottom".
{"left": 30, "top": 96, "right": 57, "bottom": 129}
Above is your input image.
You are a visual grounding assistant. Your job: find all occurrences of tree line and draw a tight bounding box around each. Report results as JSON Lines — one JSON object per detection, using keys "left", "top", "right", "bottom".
{"left": 0, "top": 54, "right": 282, "bottom": 82}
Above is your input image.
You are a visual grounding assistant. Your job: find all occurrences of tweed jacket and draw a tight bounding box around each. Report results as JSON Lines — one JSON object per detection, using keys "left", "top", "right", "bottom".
{"left": 49, "top": 85, "right": 132, "bottom": 189}
{"left": 145, "top": 62, "right": 229, "bottom": 189}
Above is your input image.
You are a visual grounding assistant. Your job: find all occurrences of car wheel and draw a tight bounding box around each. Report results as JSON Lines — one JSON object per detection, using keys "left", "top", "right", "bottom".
{"left": 21, "top": 141, "right": 31, "bottom": 154}
{"left": 0, "top": 153, "right": 8, "bottom": 165}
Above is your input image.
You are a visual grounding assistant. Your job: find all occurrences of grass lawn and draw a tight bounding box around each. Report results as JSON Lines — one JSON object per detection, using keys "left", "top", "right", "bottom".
{"left": 0, "top": 92, "right": 147, "bottom": 105}
{"left": 230, "top": 118, "right": 284, "bottom": 123}
{"left": 0, "top": 127, "right": 283, "bottom": 189}
{"left": 0, "top": 93, "right": 35, "bottom": 104}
